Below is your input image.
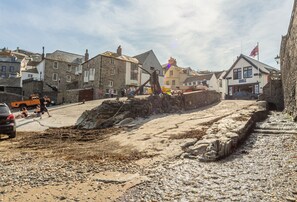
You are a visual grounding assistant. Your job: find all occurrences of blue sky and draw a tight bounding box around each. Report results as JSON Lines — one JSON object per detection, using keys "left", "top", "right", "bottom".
{"left": 0, "top": 0, "right": 294, "bottom": 71}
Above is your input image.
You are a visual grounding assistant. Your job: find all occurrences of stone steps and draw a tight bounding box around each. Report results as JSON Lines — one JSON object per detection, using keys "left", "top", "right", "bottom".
{"left": 254, "top": 126, "right": 297, "bottom": 131}
{"left": 253, "top": 129, "right": 297, "bottom": 134}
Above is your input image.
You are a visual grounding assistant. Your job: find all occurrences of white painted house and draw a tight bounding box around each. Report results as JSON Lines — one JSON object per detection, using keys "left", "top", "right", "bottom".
{"left": 183, "top": 73, "right": 216, "bottom": 89}
{"left": 223, "top": 54, "right": 279, "bottom": 97}
{"left": 21, "top": 68, "right": 39, "bottom": 81}
{"left": 134, "top": 50, "right": 164, "bottom": 94}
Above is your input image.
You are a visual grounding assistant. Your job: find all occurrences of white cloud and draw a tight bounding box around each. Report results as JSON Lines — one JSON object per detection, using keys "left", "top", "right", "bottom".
{"left": 0, "top": 0, "right": 293, "bottom": 71}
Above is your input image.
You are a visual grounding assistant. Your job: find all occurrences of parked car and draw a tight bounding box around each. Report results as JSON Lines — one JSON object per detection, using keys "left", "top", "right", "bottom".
{"left": 0, "top": 103, "right": 16, "bottom": 138}
{"left": 232, "top": 91, "right": 258, "bottom": 100}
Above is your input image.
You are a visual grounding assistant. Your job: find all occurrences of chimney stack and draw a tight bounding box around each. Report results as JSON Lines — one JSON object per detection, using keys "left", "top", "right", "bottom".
{"left": 168, "top": 57, "right": 177, "bottom": 66}
{"left": 42, "top": 46, "right": 45, "bottom": 59}
{"left": 117, "top": 45, "right": 122, "bottom": 56}
{"left": 85, "top": 49, "right": 89, "bottom": 62}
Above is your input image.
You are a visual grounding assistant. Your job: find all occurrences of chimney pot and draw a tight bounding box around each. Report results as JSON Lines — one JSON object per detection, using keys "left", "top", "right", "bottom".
{"left": 85, "top": 49, "right": 89, "bottom": 62}
{"left": 42, "top": 46, "right": 45, "bottom": 59}
{"left": 117, "top": 45, "right": 122, "bottom": 56}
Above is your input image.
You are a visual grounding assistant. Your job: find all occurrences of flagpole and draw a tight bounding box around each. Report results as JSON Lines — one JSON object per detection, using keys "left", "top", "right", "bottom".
{"left": 257, "top": 42, "right": 260, "bottom": 95}
{"left": 257, "top": 42, "right": 259, "bottom": 61}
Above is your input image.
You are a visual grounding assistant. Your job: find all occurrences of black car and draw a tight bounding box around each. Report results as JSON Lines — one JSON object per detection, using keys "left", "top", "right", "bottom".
{"left": 0, "top": 103, "right": 16, "bottom": 138}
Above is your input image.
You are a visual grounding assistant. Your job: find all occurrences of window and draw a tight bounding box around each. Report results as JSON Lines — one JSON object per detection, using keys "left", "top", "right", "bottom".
{"left": 109, "top": 80, "right": 113, "bottom": 87}
{"left": 166, "top": 81, "right": 170, "bottom": 85}
{"left": 1, "top": 66, "right": 6, "bottom": 72}
{"left": 255, "top": 84, "right": 259, "bottom": 94}
{"left": 52, "top": 73, "right": 58, "bottom": 81}
{"left": 130, "top": 63, "right": 138, "bottom": 80}
{"left": 9, "top": 66, "right": 14, "bottom": 72}
{"left": 53, "top": 61, "right": 58, "bottom": 69}
{"left": 229, "top": 86, "right": 233, "bottom": 95}
{"left": 66, "top": 75, "right": 71, "bottom": 82}
{"left": 219, "top": 79, "right": 222, "bottom": 87}
{"left": 193, "top": 81, "right": 196, "bottom": 85}
{"left": 233, "top": 68, "right": 242, "bottom": 80}
{"left": 110, "top": 67, "right": 115, "bottom": 75}
{"left": 189, "top": 82, "right": 192, "bottom": 86}
{"left": 89, "top": 68, "right": 95, "bottom": 81}
{"left": 83, "top": 70, "right": 89, "bottom": 83}
{"left": 243, "top": 66, "right": 253, "bottom": 78}
{"left": 170, "top": 70, "right": 173, "bottom": 76}
{"left": 111, "top": 58, "right": 114, "bottom": 64}
{"left": 67, "top": 64, "right": 72, "bottom": 72}
{"left": 28, "top": 74, "right": 33, "bottom": 78}
{"left": 172, "top": 80, "right": 176, "bottom": 85}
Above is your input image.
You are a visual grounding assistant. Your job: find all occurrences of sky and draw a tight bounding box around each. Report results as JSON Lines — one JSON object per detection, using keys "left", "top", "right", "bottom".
{"left": 0, "top": 0, "right": 294, "bottom": 71}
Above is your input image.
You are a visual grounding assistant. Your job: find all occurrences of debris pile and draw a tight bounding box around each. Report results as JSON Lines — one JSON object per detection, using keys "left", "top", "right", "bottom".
{"left": 75, "top": 95, "right": 183, "bottom": 129}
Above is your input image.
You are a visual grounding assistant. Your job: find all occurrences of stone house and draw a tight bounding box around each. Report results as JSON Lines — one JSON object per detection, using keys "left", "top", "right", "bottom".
{"left": 223, "top": 54, "right": 279, "bottom": 97}
{"left": 36, "top": 50, "right": 84, "bottom": 103}
{"left": 162, "top": 57, "right": 198, "bottom": 90}
{"left": 22, "top": 67, "right": 40, "bottom": 81}
{"left": 0, "top": 49, "right": 27, "bottom": 95}
{"left": 134, "top": 50, "right": 164, "bottom": 94}
{"left": 81, "top": 46, "right": 140, "bottom": 98}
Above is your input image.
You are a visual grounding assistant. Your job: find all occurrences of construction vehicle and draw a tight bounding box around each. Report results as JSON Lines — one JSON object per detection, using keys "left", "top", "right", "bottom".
{"left": 10, "top": 94, "right": 51, "bottom": 110}
{"left": 129, "top": 70, "right": 163, "bottom": 98}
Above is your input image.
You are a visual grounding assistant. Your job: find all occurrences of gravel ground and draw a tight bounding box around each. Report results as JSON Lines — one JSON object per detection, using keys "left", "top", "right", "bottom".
{"left": 119, "top": 112, "right": 297, "bottom": 202}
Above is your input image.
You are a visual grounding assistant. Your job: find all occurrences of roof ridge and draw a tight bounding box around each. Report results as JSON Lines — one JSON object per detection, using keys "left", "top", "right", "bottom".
{"left": 241, "top": 54, "right": 275, "bottom": 69}
{"left": 54, "top": 50, "right": 83, "bottom": 57}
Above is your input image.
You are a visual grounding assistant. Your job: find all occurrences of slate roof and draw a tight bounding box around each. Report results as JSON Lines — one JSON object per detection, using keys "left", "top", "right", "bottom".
{"left": 184, "top": 74, "right": 213, "bottom": 83}
{"left": 133, "top": 50, "right": 152, "bottom": 64}
{"left": 27, "top": 60, "right": 40, "bottom": 67}
{"left": 101, "top": 51, "right": 138, "bottom": 63}
{"left": 22, "top": 68, "right": 38, "bottom": 73}
{"left": 46, "top": 50, "right": 84, "bottom": 64}
{"left": 0, "top": 77, "right": 21, "bottom": 87}
{"left": 214, "top": 71, "right": 225, "bottom": 79}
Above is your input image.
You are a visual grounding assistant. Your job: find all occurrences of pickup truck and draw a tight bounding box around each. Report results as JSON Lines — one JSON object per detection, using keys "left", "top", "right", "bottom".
{"left": 10, "top": 95, "right": 51, "bottom": 110}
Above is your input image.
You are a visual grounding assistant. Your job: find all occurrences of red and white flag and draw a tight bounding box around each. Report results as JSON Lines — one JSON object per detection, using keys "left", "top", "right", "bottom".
{"left": 249, "top": 45, "right": 259, "bottom": 57}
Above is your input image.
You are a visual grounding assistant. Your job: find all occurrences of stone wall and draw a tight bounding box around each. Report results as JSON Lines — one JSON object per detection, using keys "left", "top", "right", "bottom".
{"left": 101, "top": 56, "right": 126, "bottom": 97}
{"left": 183, "top": 101, "right": 268, "bottom": 161}
{"left": 43, "top": 59, "right": 80, "bottom": 102}
{"left": 183, "top": 90, "right": 221, "bottom": 110}
{"left": 0, "top": 92, "right": 26, "bottom": 107}
{"left": 81, "top": 55, "right": 127, "bottom": 98}
{"left": 22, "top": 79, "right": 43, "bottom": 97}
{"left": 76, "top": 90, "right": 220, "bottom": 129}
{"left": 64, "top": 89, "right": 79, "bottom": 104}
{"left": 261, "top": 79, "right": 284, "bottom": 111}
{"left": 281, "top": 1, "right": 297, "bottom": 119}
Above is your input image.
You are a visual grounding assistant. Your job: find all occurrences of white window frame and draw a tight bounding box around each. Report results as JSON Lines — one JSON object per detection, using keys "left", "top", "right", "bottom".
{"left": 83, "top": 70, "right": 89, "bottom": 83}
{"left": 109, "top": 80, "right": 113, "bottom": 87}
{"left": 53, "top": 61, "right": 58, "bottom": 69}
{"left": 89, "top": 68, "right": 95, "bottom": 81}
{"left": 52, "top": 73, "right": 58, "bottom": 81}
